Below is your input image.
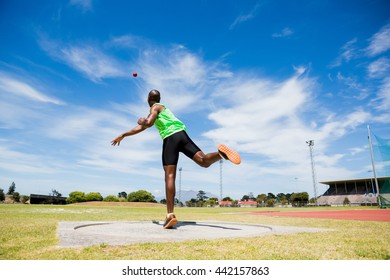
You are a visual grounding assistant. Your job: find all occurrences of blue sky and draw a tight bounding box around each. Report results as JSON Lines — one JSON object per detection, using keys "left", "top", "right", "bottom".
{"left": 1, "top": 0, "right": 389, "bottom": 200}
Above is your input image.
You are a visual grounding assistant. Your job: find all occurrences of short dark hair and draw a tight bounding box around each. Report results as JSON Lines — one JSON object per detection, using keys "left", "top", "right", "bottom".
{"left": 148, "top": 89, "right": 161, "bottom": 102}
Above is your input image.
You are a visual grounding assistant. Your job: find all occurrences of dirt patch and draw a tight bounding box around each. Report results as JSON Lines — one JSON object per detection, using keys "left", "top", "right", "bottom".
{"left": 250, "top": 209, "right": 390, "bottom": 222}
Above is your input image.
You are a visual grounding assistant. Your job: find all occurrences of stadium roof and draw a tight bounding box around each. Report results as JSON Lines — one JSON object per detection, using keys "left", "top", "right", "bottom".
{"left": 320, "top": 176, "right": 390, "bottom": 185}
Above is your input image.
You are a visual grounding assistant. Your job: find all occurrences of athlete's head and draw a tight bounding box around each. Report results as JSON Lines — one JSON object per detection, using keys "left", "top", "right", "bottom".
{"left": 148, "top": 89, "right": 161, "bottom": 106}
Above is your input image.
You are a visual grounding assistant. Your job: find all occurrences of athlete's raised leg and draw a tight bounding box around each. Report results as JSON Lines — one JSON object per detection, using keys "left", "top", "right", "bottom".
{"left": 192, "top": 144, "right": 241, "bottom": 167}
{"left": 192, "top": 151, "right": 221, "bottom": 168}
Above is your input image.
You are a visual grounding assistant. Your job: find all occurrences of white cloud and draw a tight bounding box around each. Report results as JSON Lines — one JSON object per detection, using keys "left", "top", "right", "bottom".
{"left": 0, "top": 97, "right": 164, "bottom": 191}
{"left": 0, "top": 73, "right": 64, "bottom": 105}
{"left": 69, "top": 0, "right": 93, "bottom": 12}
{"left": 330, "top": 38, "right": 359, "bottom": 67}
{"left": 1, "top": 42, "right": 382, "bottom": 198}
{"left": 272, "top": 27, "right": 294, "bottom": 38}
{"left": 204, "top": 68, "right": 371, "bottom": 183}
{"left": 0, "top": 98, "right": 43, "bottom": 129}
{"left": 229, "top": 2, "right": 262, "bottom": 30}
{"left": 367, "top": 57, "right": 390, "bottom": 78}
{"left": 137, "top": 46, "right": 230, "bottom": 113}
{"left": 349, "top": 146, "right": 366, "bottom": 156}
{"left": 108, "top": 35, "right": 149, "bottom": 50}
{"left": 336, "top": 72, "right": 369, "bottom": 100}
{"left": 60, "top": 45, "right": 128, "bottom": 82}
{"left": 38, "top": 37, "right": 128, "bottom": 82}
{"left": 331, "top": 23, "right": 390, "bottom": 71}
{"left": 375, "top": 77, "right": 390, "bottom": 111}
{"left": 0, "top": 144, "right": 57, "bottom": 174}
{"left": 366, "top": 23, "right": 390, "bottom": 57}
{"left": 0, "top": 72, "right": 65, "bottom": 130}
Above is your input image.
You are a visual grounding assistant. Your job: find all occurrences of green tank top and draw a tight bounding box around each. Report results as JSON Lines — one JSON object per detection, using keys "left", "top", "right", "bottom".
{"left": 153, "top": 103, "right": 186, "bottom": 139}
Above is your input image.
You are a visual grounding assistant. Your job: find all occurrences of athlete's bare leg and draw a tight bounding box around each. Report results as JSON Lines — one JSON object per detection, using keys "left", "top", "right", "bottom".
{"left": 163, "top": 165, "right": 177, "bottom": 213}
{"left": 192, "top": 151, "right": 221, "bottom": 168}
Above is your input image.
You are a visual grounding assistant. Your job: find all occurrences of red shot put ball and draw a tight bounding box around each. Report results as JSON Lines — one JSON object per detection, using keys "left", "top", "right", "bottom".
{"left": 132, "top": 72, "right": 137, "bottom": 77}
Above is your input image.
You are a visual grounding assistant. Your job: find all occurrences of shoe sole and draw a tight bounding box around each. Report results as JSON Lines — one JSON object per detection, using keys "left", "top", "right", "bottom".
{"left": 163, "top": 217, "right": 178, "bottom": 229}
{"left": 218, "top": 144, "right": 241, "bottom": 165}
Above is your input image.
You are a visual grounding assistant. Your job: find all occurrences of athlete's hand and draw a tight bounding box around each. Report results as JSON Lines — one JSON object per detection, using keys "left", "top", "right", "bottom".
{"left": 137, "top": 117, "right": 147, "bottom": 127}
{"left": 111, "top": 135, "right": 124, "bottom": 146}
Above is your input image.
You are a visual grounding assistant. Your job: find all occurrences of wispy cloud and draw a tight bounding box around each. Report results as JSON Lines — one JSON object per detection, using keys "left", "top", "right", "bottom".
{"left": 375, "top": 77, "right": 390, "bottom": 111}
{"left": 0, "top": 144, "right": 63, "bottom": 174}
{"left": 330, "top": 23, "right": 390, "bottom": 113}
{"left": 0, "top": 72, "right": 64, "bottom": 105}
{"left": 332, "top": 23, "right": 390, "bottom": 68}
{"left": 107, "top": 34, "right": 149, "bottom": 50}
{"left": 229, "top": 2, "right": 262, "bottom": 30}
{"left": 330, "top": 38, "right": 359, "bottom": 67}
{"left": 41, "top": 105, "right": 162, "bottom": 172}
{"left": 204, "top": 67, "right": 371, "bottom": 182}
{"left": 38, "top": 36, "right": 128, "bottom": 82}
{"left": 367, "top": 57, "right": 390, "bottom": 78}
{"left": 366, "top": 23, "right": 390, "bottom": 57}
{"left": 137, "top": 45, "right": 231, "bottom": 113}
{"left": 61, "top": 45, "right": 127, "bottom": 81}
{"left": 364, "top": 24, "right": 390, "bottom": 114}
{"left": 336, "top": 72, "right": 370, "bottom": 100}
{"left": 0, "top": 42, "right": 381, "bottom": 197}
{"left": 272, "top": 27, "right": 294, "bottom": 38}
{"left": 69, "top": 0, "right": 93, "bottom": 12}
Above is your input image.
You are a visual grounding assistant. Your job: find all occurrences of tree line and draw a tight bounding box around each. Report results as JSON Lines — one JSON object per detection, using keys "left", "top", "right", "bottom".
{"left": 182, "top": 190, "right": 311, "bottom": 207}
{"left": 0, "top": 182, "right": 28, "bottom": 203}
{"left": 1, "top": 182, "right": 313, "bottom": 207}
{"left": 66, "top": 190, "right": 157, "bottom": 204}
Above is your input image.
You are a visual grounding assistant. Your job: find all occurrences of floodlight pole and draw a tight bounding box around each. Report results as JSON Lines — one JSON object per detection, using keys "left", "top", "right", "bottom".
{"left": 367, "top": 125, "right": 381, "bottom": 208}
{"left": 220, "top": 159, "right": 223, "bottom": 201}
{"left": 178, "top": 167, "right": 182, "bottom": 207}
{"left": 306, "top": 140, "right": 318, "bottom": 206}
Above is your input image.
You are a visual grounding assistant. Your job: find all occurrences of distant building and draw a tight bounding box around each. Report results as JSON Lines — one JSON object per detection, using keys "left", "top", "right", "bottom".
{"left": 218, "top": 200, "right": 232, "bottom": 207}
{"left": 238, "top": 200, "right": 258, "bottom": 207}
{"left": 318, "top": 176, "right": 390, "bottom": 206}
{"left": 30, "top": 194, "right": 67, "bottom": 205}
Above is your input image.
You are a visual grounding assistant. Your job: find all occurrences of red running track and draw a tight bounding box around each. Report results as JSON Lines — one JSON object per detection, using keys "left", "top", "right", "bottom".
{"left": 250, "top": 209, "right": 390, "bottom": 222}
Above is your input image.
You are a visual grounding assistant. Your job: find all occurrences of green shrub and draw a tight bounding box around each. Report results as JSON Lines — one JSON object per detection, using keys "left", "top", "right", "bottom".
{"left": 0, "top": 188, "right": 5, "bottom": 201}
{"left": 103, "top": 195, "right": 119, "bottom": 202}
{"left": 85, "top": 192, "right": 103, "bottom": 201}
{"left": 20, "top": 195, "right": 30, "bottom": 204}
{"left": 66, "top": 191, "right": 86, "bottom": 204}
{"left": 12, "top": 192, "right": 20, "bottom": 203}
{"left": 127, "top": 190, "right": 156, "bottom": 203}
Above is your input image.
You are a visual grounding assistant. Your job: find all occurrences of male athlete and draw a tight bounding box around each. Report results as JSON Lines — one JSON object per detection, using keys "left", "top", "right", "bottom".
{"left": 111, "top": 89, "right": 241, "bottom": 229}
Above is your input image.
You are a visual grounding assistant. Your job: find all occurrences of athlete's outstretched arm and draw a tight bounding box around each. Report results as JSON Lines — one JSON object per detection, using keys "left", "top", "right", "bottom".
{"left": 111, "top": 105, "right": 162, "bottom": 146}
{"left": 111, "top": 124, "right": 146, "bottom": 146}
{"left": 138, "top": 104, "right": 162, "bottom": 128}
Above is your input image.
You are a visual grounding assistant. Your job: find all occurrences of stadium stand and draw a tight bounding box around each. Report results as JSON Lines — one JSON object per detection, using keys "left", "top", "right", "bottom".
{"left": 318, "top": 177, "right": 390, "bottom": 206}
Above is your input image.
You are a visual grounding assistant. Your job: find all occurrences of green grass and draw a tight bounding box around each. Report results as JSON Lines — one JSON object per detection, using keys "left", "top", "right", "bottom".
{"left": 0, "top": 204, "right": 389, "bottom": 260}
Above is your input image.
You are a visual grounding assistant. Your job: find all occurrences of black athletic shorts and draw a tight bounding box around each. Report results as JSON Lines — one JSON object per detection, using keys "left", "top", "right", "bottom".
{"left": 162, "top": 130, "right": 201, "bottom": 166}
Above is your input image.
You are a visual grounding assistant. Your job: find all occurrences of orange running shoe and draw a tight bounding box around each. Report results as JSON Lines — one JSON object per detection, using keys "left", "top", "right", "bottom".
{"left": 218, "top": 144, "right": 241, "bottom": 165}
{"left": 163, "top": 213, "right": 178, "bottom": 229}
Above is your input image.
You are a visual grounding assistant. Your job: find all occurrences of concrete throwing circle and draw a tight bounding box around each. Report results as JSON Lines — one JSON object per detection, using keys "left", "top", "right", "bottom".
{"left": 57, "top": 220, "right": 328, "bottom": 248}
